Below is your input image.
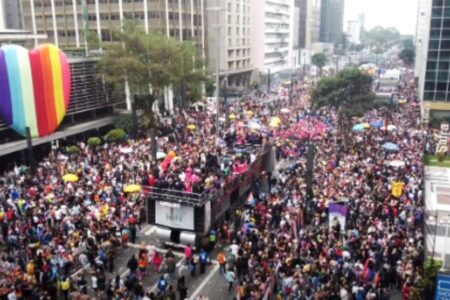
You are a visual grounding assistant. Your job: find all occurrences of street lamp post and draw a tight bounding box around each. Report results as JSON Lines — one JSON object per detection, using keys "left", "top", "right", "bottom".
{"left": 207, "top": 5, "right": 225, "bottom": 138}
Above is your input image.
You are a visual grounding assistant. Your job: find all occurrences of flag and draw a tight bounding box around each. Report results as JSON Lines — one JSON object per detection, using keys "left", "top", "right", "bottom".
{"left": 328, "top": 203, "right": 348, "bottom": 231}
{"left": 81, "top": 0, "right": 89, "bottom": 52}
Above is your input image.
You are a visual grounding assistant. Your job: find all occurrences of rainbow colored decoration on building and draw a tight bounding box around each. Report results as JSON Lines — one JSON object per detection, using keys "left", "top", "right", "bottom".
{"left": 0, "top": 44, "right": 71, "bottom": 138}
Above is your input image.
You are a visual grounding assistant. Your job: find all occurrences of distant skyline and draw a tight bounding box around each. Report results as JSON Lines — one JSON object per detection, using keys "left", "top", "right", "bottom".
{"left": 344, "top": 0, "right": 419, "bottom": 35}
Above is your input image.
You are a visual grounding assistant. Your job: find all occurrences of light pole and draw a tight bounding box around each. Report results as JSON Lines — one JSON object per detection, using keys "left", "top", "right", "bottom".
{"left": 429, "top": 214, "right": 439, "bottom": 260}
{"left": 207, "top": 4, "right": 225, "bottom": 138}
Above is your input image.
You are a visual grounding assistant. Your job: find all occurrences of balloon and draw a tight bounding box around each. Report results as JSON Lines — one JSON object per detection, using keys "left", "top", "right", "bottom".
{"left": 0, "top": 44, "right": 71, "bottom": 138}
{"left": 161, "top": 155, "right": 174, "bottom": 171}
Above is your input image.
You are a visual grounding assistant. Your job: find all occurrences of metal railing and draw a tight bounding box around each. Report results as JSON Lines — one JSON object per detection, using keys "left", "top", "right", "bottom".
{"left": 143, "top": 144, "right": 272, "bottom": 207}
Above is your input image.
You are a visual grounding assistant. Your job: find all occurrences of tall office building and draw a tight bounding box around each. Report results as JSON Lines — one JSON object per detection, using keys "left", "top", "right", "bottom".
{"left": 18, "top": 0, "right": 206, "bottom": 112}
{"left": 319, "top": 0, "right": 344, "bottom": 45}
{"left": 250, "top": 0, "right": 296, "bottom": 74}
{"left": 19, "top": 0, "right": 205, "bottom": 54}
{"left": 206, "top": 0, "right": 254, "bottom": 90}
{"left": 3, "top": 0, "right": 22, "bottom": 29}
{"left": 418, "top": 0, "right": 450, "bottom": 119}
{"left": 297, "top": 0, "right": 320, "bottom": 49}
{"left": 415, "top": 0, "right": 428, "bottom": 79}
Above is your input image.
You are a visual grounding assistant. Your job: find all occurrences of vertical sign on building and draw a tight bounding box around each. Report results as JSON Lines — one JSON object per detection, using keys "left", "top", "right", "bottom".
{"left": 435, "top": 273, "right": 450, "bottom": 300}
{"left": 81, "top": 0, "right": 89, "bottom": 53}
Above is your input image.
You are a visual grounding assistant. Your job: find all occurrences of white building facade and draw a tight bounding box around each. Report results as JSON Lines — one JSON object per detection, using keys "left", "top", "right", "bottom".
{"left": 206, "top": 0, "right": 254, "bottom": 91}
{"left": 250, "top": 0, "right": 296, "bottom": 74}
{"left": 346, "top": 20, "right": 360, "bottom": 45}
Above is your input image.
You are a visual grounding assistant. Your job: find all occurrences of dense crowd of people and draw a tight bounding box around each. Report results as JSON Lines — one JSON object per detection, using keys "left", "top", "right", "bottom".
{"left": 0, "top": 58, "right": 426, "bottom": 300}
{"left": 218, "top": 66, "right": 424, "bottom": 300}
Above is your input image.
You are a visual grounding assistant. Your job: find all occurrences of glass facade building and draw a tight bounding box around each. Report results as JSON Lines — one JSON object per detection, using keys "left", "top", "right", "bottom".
{"left": 424, "top": 0, "right": 450, "bottom": 101}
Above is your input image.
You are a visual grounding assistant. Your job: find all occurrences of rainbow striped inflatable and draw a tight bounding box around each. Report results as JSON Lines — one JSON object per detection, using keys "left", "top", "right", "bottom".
{"left": 0, "top": 44, "right": 71, "bottom": 138}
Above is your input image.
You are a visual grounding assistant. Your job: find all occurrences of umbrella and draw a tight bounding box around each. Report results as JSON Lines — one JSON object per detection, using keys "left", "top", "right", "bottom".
{"left": 167, "top": 150, "right": 176, "bottom": 158}
{"left": 187, "top": 124, "right": 196, "bottom": 130}
{"left": 229, "top": 113, "right": 237, "bottom": 120}
{"left": 352, "top": 124, "right": 365, "bottom": 132}
{"left": 245, "top": 110, "right": 254, "bottom": 117}
{"left": 398, "top": 99, "right": 407, "bottom": 104}
{"left": 124, "top": 184, "right": 142, "bottom": 193}
{"left": 370, "top": 120, "right": 383, "bottom": 128}
{"left": 362, "top": 123, "right": 370, "bottom": 129}
{"left": 387, "top": 124, "right": 397, "bottom": 131}
{"left": 63, "top": 174, "right": 79, "bottom": 182}
{"left": 280, "top": 108, "right": 290, "bottom": 113}
{"left": 120, "top": 147, "right": 133, "bottom": 154}
{"left": 270, "top": 116, "right": 282, "bottom": 124}
{"left": 382, "top": 142, "right": 400, "bottom": 151}
{"left": 248, "top": 122, "right": 261, "bottom": 130}
{"left": 269, "top": 117, "right": 282, "bottom": 128}
{"left": 388, "top": 160, "right": 406, "bottom": 168}
{"left": 156, "top": 152, "right": 166, "bottom": 160}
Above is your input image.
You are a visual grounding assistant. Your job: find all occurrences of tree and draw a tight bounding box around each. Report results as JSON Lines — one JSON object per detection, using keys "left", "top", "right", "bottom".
{"left": 399, "top": 38, "right": 415, "bottom": 66}
{"left": 361, "top": 26, "right": 401, "bottom": 49}
{"left": 311, "top": 68, "right": 375, "bottom": 148}
{"left": 311, "top": 53, "right": 328, "bottom": 77}
{"left": 97, "top": 21, "right": 206, "bottom": 158}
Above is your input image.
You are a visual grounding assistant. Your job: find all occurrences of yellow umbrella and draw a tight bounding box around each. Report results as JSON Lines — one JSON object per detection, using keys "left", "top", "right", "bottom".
{"left": 63, "top": 174, "right": 79, "bottom": 182}
{"left": 187, "top": 124, "right": 196, "bottom": 130}
{"left": 270, "top": 116, "right": 282, "bottom": 124}
{"left": 269, "top": 121, "right": 281, "bottom": 128}
{"left": 362, "top": 123, "right": 370, "bottom": 129}
{"left": 229, "top": 113, "right": 237, "bottom": 120}
{"left": 245, "top": 110, "right": 254, "bottom": 117}
{"left": 124, "top": 184, "right": 142, "bottom": 193}
{"left": 398, "top": 99, "right": 407, "bottom": 104}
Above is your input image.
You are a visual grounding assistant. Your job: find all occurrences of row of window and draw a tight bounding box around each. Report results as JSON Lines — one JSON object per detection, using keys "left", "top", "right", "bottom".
{"left": 227, "top": 48, "right": 250, "bottom": 58}
{"left": 227, "top": 37, "right": 250, "bottom": 47}
{"left": 226, "top": 13, "right": 250, "bottom": 26}
{"left": 227, "top": 58, "right": 250, "bottom": 70}
{"left": 427, "top": 50, "right": 450, "bottom": 59}
{"left": 28, "top": 11, "right": 202, "bottom": 26}
{"left": 433, "top": 0, "right": 450, "bottom": 7}
{"left": 429, "top": 39, "right": 450, "bottom": 49}
{"left": 37, "top": 27, "right": 200, "bottom": 41}
{"left": 424, "top": 90, "right": 448, "bottom": 101}
{"left": 227, "top": 2, "right": 250, "bottom": 14}
{"left": 227, "top": 26, "right": 250, "bottom": 37}
{"left": 33, "top": 0, "right": 202, "bottom": 8}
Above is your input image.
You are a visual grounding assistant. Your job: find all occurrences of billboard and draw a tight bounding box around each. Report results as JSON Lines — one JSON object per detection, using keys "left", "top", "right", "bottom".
{"left": 0, "top": 44, "right": 71, "bottom": 138}
{"left": 436, "top": 273, "right": 450, "bottom": 300}
{"left": 155, "top": 201, "right": 194, "bottom": 230}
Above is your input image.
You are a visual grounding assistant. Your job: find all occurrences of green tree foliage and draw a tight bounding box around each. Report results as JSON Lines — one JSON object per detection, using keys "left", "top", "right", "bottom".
{"left": 87, "top": 137, "right": 102, "bottom": 147}
{"left": 311, "top": 53, "right": 328, "bottom": 77}
{"left": 421, "top": 258, "right": 442, "bottom": 298}
{"left": 97, "top": 21, "right": 206, "bottom": 127}
{"left": 65, "top": 145, "right": 81, "bottom": 154}
{"left": 399, "top": 39, "right": 415, "bottom": 66}
{"left": 361, "top": 26, "right": 401, "bottom": 49}
{"left": 114, "top": 114, "right": 135, "bottom": 134}
{"left": 311, "top": 68, "right": 375, "bottom": 147}
{"left": 105, "top": 128, "right": 126, "bottom": 142}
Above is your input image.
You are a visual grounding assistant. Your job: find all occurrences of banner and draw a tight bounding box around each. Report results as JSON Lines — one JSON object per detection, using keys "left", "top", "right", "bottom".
{"left": 391, "top": 181, "right": 404, "bottom": 198}
{"left": 155, "top": 201, "right": 194, "bottom": 230}
{"left": 328, "top": 203, "right": 348, "bottom": 231}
